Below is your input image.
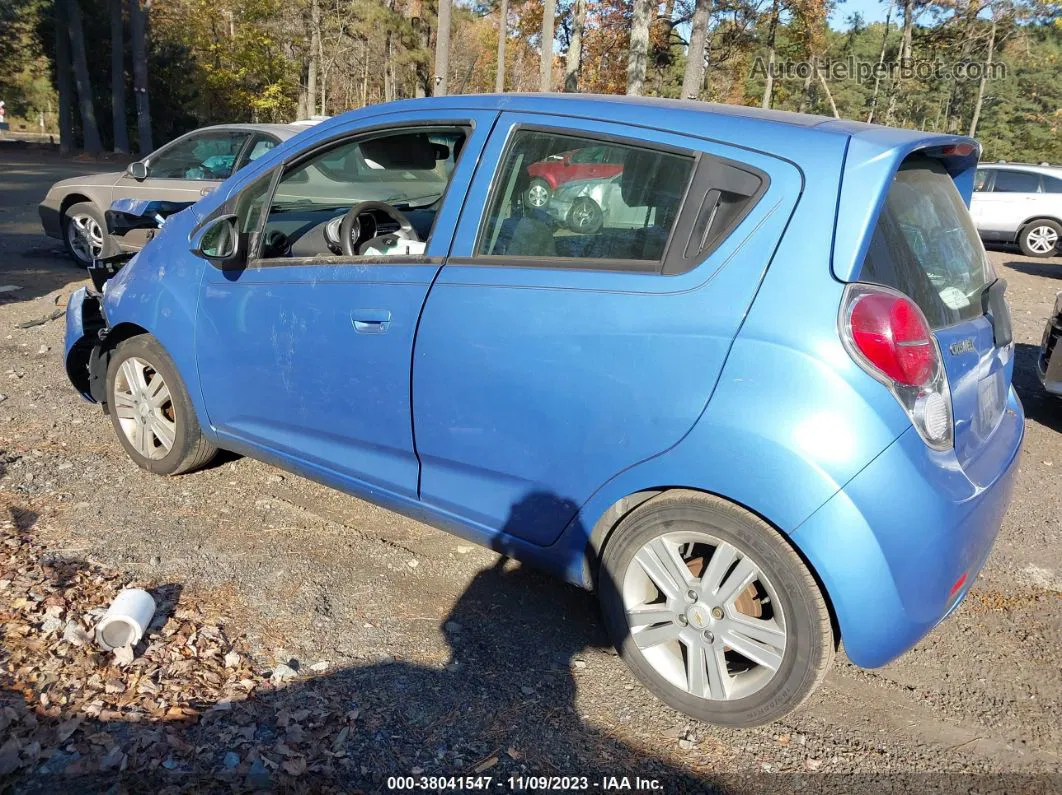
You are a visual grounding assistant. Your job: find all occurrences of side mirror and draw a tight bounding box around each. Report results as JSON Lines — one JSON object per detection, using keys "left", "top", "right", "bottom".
{"left": 127, "top": 161, "right": 148, "bottom": 181}
{"left": 190, "top": 214, "right": 244, "bottom": 267}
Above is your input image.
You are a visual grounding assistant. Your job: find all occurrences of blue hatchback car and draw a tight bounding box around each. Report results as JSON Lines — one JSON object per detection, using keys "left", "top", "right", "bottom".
{"left": 64, "top": 94, "right": 1023, "bottom": 727}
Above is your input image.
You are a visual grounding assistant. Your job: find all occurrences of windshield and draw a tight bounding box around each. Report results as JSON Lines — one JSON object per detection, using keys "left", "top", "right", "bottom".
{"left": 860, "top": 158, "right": 993, "bottom": 329}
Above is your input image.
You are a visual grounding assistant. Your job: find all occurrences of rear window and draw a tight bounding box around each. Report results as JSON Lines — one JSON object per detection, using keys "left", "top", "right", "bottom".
{"left": 860, "top": 159, "right": 993, "bottom": 329}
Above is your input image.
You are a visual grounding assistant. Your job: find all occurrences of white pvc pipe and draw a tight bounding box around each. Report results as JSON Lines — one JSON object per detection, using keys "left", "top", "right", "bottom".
{"left": 95, "top": 588, "right": 156, "bottom": 650}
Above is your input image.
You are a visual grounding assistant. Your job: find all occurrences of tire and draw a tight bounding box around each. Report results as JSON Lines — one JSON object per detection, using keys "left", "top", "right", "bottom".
{"left": 61, "top": 201, "right": 107, "bottom": 265}
{"left": 566, "top": 197, "right": 604, "bottom": 234}
{"left": 105, "top": 335, "right": 217, "bottom": 475}
{"left": 598, "top": 490, "right": 834, "bottom": 728}
{"left": 1018, "top": 219, "right": 1061, "bottom": 258}
{"left": 525, "top": 178, "right": 552, "bottom": 209}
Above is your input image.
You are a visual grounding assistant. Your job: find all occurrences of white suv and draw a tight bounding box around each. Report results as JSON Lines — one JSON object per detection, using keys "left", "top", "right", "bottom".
{"left": 971, "top": 163, "right": 1062, "bottom": 257}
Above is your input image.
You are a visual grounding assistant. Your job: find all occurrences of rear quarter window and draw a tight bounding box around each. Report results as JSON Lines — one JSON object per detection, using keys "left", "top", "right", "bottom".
{"left": 860, "top": 158, "right": 993, "bottom": 329}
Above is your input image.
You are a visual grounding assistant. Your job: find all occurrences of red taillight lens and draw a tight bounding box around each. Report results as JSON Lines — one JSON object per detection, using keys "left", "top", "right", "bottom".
{"left": 849, "top": 292, "right": 935, "bottom": 386}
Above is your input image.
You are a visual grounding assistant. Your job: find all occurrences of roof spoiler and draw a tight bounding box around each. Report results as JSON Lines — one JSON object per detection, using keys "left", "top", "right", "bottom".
{"left": 826, "top": 126, "right": 981, "bottom": 283}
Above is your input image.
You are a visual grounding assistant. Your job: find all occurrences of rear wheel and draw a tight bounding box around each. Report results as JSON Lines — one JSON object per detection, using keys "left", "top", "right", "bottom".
{"left": 567, "top": 197, "right": 604, "bottom": 234}
{"left": 598, "top": 490, "right": 834, "bottom": 727}
{"left": 62, "top": 201, "right": 106, "bottom": 265}
{"left": 106, "top": 335, "right": 217, "bottom": 475}
{"left": 1019, "top": 219, "right": 1061, "bottom": 258}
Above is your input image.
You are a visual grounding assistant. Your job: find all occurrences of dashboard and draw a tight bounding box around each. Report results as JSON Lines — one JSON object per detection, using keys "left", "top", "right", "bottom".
{"left": 260, "top": 206, "right": 437, "bottom": 259}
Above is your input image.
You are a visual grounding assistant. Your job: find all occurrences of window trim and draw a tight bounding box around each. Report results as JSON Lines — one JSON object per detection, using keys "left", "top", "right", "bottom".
{"left": 467, "top": 123, "right": 768, "bottom": 275}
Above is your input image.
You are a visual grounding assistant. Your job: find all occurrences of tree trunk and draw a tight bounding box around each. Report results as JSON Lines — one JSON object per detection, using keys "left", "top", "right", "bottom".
{"left": 760, "top": 0, "right": 779, "bottom": 109}
{"left": 109, "top": 0, "right": 129, "bottom": 153}
{"left": 968, "top": 14, "right": 996, "bottom": 138}
{"left": 129, "top": 0, "right": 152, "bottom": 153}
{"left": 627, "top": 0, "right": 652, "bottom": 96}
{"left": 495, "top": 0, "right": 508, "bottom": 92}
{"left": 435, "top": 0, "right": 452, "bottom": 95}
{"left": 307, "top": 0, "right": 320, "bottom": 115}
{"left": 55, "top": 0, "right": 74, "bottom": 155}
{"left": 680, "top": 0, "right": 711, "bottom": 99}
{"left": 899, "top": 0, "right": 913, "bottom": 63}
{"left": 866, "top": 1, "right": 892, "bottom": 123}
{"left": 797, "top": 69, "right": 813, "bottom": 113}
{"left": 563, "top": 0, "right": 585, "bottom": 92}
{"left": 541, "top": 0, "right": 556, "bottom": 91}
{"left": 815, "top": 57, "right": 840, "bottom": 118}
{"left": 63, "top": 0, "right": 103, "bottom": 154}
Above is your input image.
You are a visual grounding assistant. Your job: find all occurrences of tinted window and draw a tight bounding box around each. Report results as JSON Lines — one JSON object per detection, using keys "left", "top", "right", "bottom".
{"left": 862, "top": 159, "right": 993, "bottom": 329}
{"left": 478, "top": 129, "right": 694, "bottom": 265}
{"left": 973, "top": 169, "right": 989, "bottom": 192}
{"left": 148, "top": 131, "right": 250, "bottom": 180}
{"left": 1043, "top": 175, "right": 1062, "bottom": 194}
{"left": 992, "top": 169, "right": 1040, "bottom": 193}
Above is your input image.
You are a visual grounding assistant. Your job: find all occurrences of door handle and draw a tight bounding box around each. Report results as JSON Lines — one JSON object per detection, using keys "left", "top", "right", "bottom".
{"left": 352, "top": 309, "right": 391, "bottom": 334}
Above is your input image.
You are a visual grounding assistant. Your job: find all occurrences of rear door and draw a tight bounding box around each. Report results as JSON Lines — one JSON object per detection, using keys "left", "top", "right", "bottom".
{"left": 860, "top": 158, "right": 1012, "bottom": 478}
{"left": 412, "top": 114, "right": 800, "bottom": 545}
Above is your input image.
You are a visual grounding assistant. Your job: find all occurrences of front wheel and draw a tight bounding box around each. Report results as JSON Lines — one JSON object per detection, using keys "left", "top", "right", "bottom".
{"left": 106, "top": 335, "right": 217, "bottom": 475}
{"left": 62, "top": 201, "right": 107, "bottom": 265}
{"left": 1019, "top": 219, "right": 1061, "bottom": 258}
{"left": 525, "top": 178, "right": 551, "bottom": 209}
{"left": 598, "top": 491, "right": 834, "bottom": 727}
{"left": 567, "top": 197, "right": 604, "bottom": 234}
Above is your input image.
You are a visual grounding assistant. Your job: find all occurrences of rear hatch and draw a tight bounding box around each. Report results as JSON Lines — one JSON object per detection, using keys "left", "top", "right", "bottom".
{"left": 860, "top": 157, "right": 1013, "bottom": 478}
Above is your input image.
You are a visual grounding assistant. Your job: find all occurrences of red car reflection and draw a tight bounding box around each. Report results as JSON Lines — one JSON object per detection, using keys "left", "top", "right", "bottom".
{"left": 525, "top": 145, "right": 625, "bottom": 208}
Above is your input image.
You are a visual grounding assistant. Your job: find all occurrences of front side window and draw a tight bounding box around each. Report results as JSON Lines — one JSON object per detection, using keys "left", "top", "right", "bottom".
{"left": 973, "top": 169, "right": 990, "bottom": 192}
{"left": 256, "top": 126, "right": 467, "bottom": 260}
{"left": 992, "top": 169, "right": 1040, "bottom": 193}
{"left": 239, "top": 135, "right": 278, "bottom": 170}
{"left": 862, "top": 158, "right": 993, "bottom": 328}
{"left": 477, "top": 129, "right": 695, "bottom": 266}
{"left": 148, "top": 131, "right": 250, "bottom": 180}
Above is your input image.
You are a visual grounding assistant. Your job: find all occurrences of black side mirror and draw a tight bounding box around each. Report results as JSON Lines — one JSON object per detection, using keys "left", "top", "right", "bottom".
{"left": 190, "top": 214, "right": 244, "bottom": 268}
{"left": 127, "top": 161, "right": 148, "bottom": 181}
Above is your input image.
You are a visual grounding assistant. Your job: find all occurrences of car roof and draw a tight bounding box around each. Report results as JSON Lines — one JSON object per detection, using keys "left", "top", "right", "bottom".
{"left": 978, "top": 162, "right": 1062, "bottom": 176}
{"left": 196, "top": 122, "right": 304, "bottom": 140}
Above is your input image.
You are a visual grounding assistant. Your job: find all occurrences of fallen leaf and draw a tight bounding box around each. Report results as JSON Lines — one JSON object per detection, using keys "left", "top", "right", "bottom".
{"left": 473, "top": 755, "right": 498, "bottom": 773}
{"left": 282, "top": 756, "right": 308, "bottom": 776}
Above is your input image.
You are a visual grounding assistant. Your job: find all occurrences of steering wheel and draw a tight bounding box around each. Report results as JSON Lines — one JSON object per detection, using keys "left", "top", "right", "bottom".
{"left": 339, "top": 201, "right": 420, "bottom": 257}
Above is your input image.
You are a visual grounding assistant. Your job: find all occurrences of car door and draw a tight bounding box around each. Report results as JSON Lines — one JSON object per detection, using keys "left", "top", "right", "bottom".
{"left": 977, "top": 168, "right": 1042, "bottom": 237}
{"left": 195, "top": 111, "right": 496, "bottom": 499}
{"left": 412, "top": 114, "right": 801, "bottom": 545}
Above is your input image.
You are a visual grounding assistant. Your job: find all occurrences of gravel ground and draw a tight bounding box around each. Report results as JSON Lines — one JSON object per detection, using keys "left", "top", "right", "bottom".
{"left": 0, "top": 148, "right": 1060, "bottom": 793}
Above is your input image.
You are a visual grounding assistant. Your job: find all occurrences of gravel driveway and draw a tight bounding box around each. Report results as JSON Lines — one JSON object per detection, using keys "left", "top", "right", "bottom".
{"left": 0, "top": 148, "right": 1059, "bottom": 792}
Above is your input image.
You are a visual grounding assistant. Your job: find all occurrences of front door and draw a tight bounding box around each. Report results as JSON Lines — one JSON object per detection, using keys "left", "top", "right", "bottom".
{"left": 195, "top": 111, "right": 496, "bottom": 498}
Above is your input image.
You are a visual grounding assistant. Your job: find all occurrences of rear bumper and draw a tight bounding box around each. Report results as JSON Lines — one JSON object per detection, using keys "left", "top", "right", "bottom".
{"left": 791, "top": 388, "right": 1023, "bottom": 668}
{"left": 1038, "top": 314, "right": 1062, "bottom": 395}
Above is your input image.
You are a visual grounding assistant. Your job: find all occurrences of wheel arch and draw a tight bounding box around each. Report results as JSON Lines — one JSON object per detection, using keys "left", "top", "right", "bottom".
{"left": 1019, "top": 214, "right": 1062, "bottom": 231}
{"left": 59, "top": 193, "right": 96, "bottom": 218}
{"left": 583, "top": 485, "right": 841, "bottom": 648}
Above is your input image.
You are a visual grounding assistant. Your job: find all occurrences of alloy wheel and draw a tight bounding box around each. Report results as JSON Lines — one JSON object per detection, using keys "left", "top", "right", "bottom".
{"left": 621, "top": 531, "right": 787, "bottom": 702}
{"left": 526, "top": 182, "right": 550, "bottom": 208}
{"left": 1027, "top": 225, "right": 1059, "bottom": 255}
{"left": 67, "top": 213, "right": 105, "bottom": 262}
{"left": 112, "top": 356, "right": 177, "bottom": 460}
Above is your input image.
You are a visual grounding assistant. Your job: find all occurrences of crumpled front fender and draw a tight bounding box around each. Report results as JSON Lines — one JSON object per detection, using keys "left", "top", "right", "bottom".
{"left": 64, "top": 287, "right": 107, "bottom": 402}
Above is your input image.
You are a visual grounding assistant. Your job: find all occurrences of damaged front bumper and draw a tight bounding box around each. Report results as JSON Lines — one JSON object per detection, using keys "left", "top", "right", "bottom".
{"left": 64, "top": 286, "right": 110, "bottom": 403}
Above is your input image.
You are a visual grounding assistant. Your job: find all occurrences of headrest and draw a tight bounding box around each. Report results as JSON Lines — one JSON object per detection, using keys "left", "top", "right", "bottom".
{"left": 361, "top": 133, "right": 438, "bottom": 170}
{"left": 621, "top": 149, "right": 689, "bottom": 208}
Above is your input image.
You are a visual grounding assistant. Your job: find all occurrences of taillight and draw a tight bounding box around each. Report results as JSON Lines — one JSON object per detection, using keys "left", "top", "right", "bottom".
{"left": 841, "top": 284, "right": 954, "bottom": 451}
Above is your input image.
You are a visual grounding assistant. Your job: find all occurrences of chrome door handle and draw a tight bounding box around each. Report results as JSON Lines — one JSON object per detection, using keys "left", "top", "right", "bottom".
{"left": 352, "top": 309, "right": 391, "bottom": 334}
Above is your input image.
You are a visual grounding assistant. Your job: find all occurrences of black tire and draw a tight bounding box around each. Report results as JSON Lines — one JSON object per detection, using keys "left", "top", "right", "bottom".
{"left": 598, "top": 490, "right": 834, "bottom": 728}
{"left": 525, "top": 177, "right": 552, "bottom": 209}
{"left": 1018, "top": 219, "right": 1061, "bottom": 258}
{"left": 105, "top": 335, "right": 217, "bottom": 475}
{"left": 61, "top": 201, "right": 107, "bottom": 265}
{"left": 566, "top": 197, "right": 604, "bottom": 234}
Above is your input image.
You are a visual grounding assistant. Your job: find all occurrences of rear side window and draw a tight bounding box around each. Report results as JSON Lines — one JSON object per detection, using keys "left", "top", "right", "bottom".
{"left": 992, "top": 169, "right": 1040, "bottom": 193}
{"left": 861, "top": 159, "right": 993, "bottom": 329}
{"left": 477, "top": 129, "right": 695, "bottom": 266}
{"left": 1044, "top": 175, "right": 1062, "bottom": 194}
